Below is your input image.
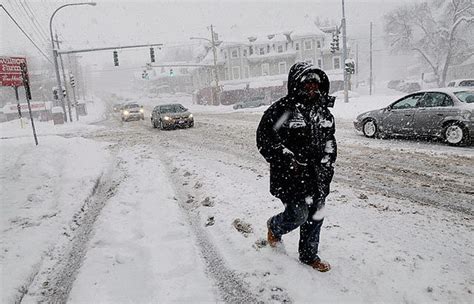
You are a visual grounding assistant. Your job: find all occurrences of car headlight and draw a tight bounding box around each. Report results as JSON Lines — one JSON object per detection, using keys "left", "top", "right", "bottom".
{"left": 188, "top": 114, "right": 193, "bottom": 118}
{"left": 140, "top": 108, "right": 144, "bottom": 113}
{"left": 461, "top": 110, "right": 472, "bottom": 120}
{"left": 123, "top": 110, "right": 129, "bottom": 115}
{"left": 164, "top": 116, "right": 171, "bottom": 120}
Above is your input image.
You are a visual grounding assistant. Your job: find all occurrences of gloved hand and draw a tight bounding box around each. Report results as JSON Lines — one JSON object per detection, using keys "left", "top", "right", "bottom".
{"left": 289, "top": 158, "right": 308, "bottom": 172}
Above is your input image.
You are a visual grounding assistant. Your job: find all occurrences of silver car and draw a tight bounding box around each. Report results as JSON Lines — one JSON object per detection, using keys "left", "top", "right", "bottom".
{"left": 151, "top": 103, "right": 194, "bottom": 130}
{"left": 233, "top": 97, "right": 269, "bottom": 109}
{"left": 354, "top": 88, "right": 473, "bottom": 146}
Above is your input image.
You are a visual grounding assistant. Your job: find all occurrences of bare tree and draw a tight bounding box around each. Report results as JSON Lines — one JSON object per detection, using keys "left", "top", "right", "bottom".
{"left": 384, "top": 0, "right": 473, "bottom": 86}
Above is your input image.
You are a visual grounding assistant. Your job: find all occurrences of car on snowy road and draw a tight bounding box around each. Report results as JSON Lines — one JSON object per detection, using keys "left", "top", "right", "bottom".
{"left": 233, "top": 97, "right": 269, "bottom": 109}
{"left": 121, "top": 103, "right": 145, "bottom": 121}
{"left": 151, "top": 103, "right": 194, "bottom": 129}
{"left": 353, "top": 88, "right": 474, "bottom": 146}
{"left": 446, "top": 79, "right": 474, "bottom": 87}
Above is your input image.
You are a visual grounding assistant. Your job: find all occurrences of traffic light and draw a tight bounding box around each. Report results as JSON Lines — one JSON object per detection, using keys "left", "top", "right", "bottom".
{"left": 345, "top": 59, "right": 355, "bottom": 74}
{"left": 62, "top": 86, "right": 67, "bottom": 97}
{"left": 330, "top": 31, "right": 340, "bottom": 53}
{"left": 142, "top": 70, "right": 148, "bottom": 79}
{"left": 150, "top": 47, "right": 155, "bottom": 63}
{"left": 113, "top": 50, "right": 119, "bottom": 66}
{"left": 169, "top": 68, "right": 174, "bottom": 76}
{"left": 70, "top": 74, "right": 75, "bottom": 87}
{"left": 53, "top": 88, "right": 59, "bottom": 100}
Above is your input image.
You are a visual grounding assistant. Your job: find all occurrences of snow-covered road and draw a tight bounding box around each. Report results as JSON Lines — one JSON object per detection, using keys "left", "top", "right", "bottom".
{"left": 2, "top": 102, "right": 473, "bottom": 303}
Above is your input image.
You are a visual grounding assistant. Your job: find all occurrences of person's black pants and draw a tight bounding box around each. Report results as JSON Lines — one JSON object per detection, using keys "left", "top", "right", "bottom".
{"left": 268, "top": 195, "right": 324, "bottom": 264}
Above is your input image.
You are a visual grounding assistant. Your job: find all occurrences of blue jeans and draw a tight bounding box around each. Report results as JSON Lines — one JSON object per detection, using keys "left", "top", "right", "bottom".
{"left": 268, "top": 195, "right": 325, "bottom": 264}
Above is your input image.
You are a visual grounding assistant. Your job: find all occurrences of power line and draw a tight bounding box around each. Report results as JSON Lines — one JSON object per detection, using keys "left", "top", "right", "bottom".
{"left": 14, "top": 0, "right": 49, "bottom": 44}
{"left": 22, "top": 0, "right": 50, "bottom": 41}
{"left": 0, "top": 4, "right": 53, "bottom": 64}
{"left": 6, "top": 0, "right": 49, "bottom": 48}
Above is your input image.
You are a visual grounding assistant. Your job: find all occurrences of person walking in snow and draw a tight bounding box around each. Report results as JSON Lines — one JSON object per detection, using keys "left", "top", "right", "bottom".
{"left": 256, "top": 62, "right": 337, "bottom": 272}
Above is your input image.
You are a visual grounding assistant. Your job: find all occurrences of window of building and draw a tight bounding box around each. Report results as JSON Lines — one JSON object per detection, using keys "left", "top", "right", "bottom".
{"left": 224, "top": 68, "right": 229, "bottom": 80}
{"left": 317, "top": 59, "right": 322, "bottom": 68}
{"left": 316, "top": 40, "right": 321, "bottom": 48}
{"left": 231, "top": 49, "right": 239, "bottom": 59}
{"left": 278, "top": 62, "right": 287, "bottom": 74}
{"left": 333, "top": 57, "right": 341, "bottom": 69}
{"left": 277, "top": 45, "right": 284, "bottom": 53}
{"left": 304, "top": 40, "right": 313, "bottom": 50}
{"left": 295, "top": 42, "right": 300, "bottom": 51}
{"left": 259, "top": 47, "right": 265, "bottom": 55}
{"left": 232, "top": 66, "right": 240, "bottom": 79}
{"left": 249, "top": 47, "right": 253, "bottom": 56}
{"left": 261, "top": 63, "right": 270, "bottom": 76}
{"left": 243, "top": 49, "right": 248, "bottom": 57}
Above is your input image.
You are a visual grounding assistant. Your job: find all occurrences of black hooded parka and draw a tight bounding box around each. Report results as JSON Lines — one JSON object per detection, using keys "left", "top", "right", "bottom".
{"left": 256, "top": 62, "right": 337, "bottom": 201}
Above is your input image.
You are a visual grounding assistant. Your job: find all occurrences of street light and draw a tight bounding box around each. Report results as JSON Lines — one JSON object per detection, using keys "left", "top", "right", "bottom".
{"left": 190, "top": 32, "right": 220, "bottom": 105}
{"left": 49, "top": 2, "right": 96, "bottom": 122}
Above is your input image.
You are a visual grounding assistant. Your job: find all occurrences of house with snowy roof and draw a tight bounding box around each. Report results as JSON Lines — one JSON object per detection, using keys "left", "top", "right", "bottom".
{"left": 191, "top": 24, "right": 345, "bottom": 88}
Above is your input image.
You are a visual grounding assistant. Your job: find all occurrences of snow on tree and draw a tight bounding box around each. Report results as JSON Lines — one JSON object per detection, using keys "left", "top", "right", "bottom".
{"left": 384, "top": 0, "right": 473, "bottom": 87}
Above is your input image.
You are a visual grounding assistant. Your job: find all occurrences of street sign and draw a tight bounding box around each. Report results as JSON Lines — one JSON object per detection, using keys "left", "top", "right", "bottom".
{"left": 0, "top": 56, "right": 27, "bottom": 87}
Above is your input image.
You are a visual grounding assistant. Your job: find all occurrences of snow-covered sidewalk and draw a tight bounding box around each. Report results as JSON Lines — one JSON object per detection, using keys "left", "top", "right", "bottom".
{"left": 0, "top": 136, "right": 111, "bottom": 303}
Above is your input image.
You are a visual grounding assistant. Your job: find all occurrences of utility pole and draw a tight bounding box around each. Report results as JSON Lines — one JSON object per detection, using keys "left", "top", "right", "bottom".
{"left": 355, "top": 42, "right": 359, "bottom": 88}
{"left": 67, "top": 54, "right": 79, "bottom": 121}
{"left": 210, "top": 24, "right": 220, "bottom": 105}
{"left": 55, "top": 33, "right": 73, "bottom": 122}
{"left": 369, "top": 22, "right": 373, "bottom": 96}
{"left": 341, "top": 0, "right": 349, "bottom": 103}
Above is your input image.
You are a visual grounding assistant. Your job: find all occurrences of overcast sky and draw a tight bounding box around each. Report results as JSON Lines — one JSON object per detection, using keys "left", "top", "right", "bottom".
{"left": 1, "top": 0, "right": 414, "bottom": 59}
{"left": 1, "top": 0, "right": 418, "bottom": 92}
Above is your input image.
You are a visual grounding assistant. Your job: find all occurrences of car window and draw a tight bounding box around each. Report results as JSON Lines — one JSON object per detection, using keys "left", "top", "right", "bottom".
{"left": 417, "top": 92, "right": 453, "bottom": 107}
{"left": 125, "top": 103, "right": 140, "bottom": 109}
{"left": 392, "top": 93, "right": 423, "bottom": 109}
{"left": 454, "top": 91, "right": 474, "bottom": 103}
{"left": 459, "top": 80, "right": 474, "bottom": 87}
{"left": 160, "top": 105, "right": 186, "bottom": 113}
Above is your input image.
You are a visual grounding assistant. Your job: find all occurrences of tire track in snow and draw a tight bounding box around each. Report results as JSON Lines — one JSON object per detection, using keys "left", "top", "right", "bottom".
{"left": 21, "top": 161, "right": 123, "bottom": 303}
{"left": 158, "top": 153, "right": 263, "bottom": 304}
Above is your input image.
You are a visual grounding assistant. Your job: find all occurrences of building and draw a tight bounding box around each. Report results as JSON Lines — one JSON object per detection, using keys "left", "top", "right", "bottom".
{"left": 192, "top": 24, "right": 345, "bottom": 88}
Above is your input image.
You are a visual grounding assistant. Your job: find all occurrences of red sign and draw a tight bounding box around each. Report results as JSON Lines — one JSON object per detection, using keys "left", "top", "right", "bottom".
{"left": 0, "top": 56, "right": 27, "bottom": 87}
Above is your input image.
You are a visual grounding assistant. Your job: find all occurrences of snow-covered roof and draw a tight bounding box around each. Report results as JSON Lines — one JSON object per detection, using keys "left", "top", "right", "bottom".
{"left": 247, "top": 33, "right": 288, "bottom": 44}
{"left": 290, "top": 24, "right": 326, "bottom": 38}
{"left": 247, "top": 50, "right": 297, "bottom": 62}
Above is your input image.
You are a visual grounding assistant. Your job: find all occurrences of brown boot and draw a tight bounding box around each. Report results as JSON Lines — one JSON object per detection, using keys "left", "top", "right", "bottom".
{"left": 267, "top": 225, "right": 281, "bottom": 248}
{"left": 307, "top": 259, "right": 331, "bottom": 272}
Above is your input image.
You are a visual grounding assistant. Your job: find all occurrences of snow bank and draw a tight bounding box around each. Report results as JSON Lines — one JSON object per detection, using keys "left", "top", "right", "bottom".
{"left": 0, "top": 136, "right": 111, "bottom": 303}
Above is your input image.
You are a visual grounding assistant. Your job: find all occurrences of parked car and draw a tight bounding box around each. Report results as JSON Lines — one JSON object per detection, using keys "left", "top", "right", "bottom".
{"left": 233, "top": 97, "right": 269, "bottom": 109}
{"left": 397, "top": 81, "right": 421, "bottom": 93}
{"left": 387, "top": 79, "right": 403, "bottom": 89}
{"left": 353, "top": 88, "right": 473, "bottom": 146}
{"left": 121, "top": 103, "right": 144, "bottom": 121}
{"left": 151, "top": 103, "right": 193, "bottom": 129}
{"left": 447, "top": 79, "right": 474, "bottom": 87}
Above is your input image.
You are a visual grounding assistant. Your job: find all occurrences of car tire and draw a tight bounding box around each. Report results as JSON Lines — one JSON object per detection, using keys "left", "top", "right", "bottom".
{"left": 189, "top": 121, "right": 194, "bottom": 128}
{"left": 362, "top": 119, "right": 378, "bottom": 138}
{"left": 444, "top": 122, "right": 469, "bottom": 146}
{"left": 159, "top": 119, "right": 164, "bottom": 130}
